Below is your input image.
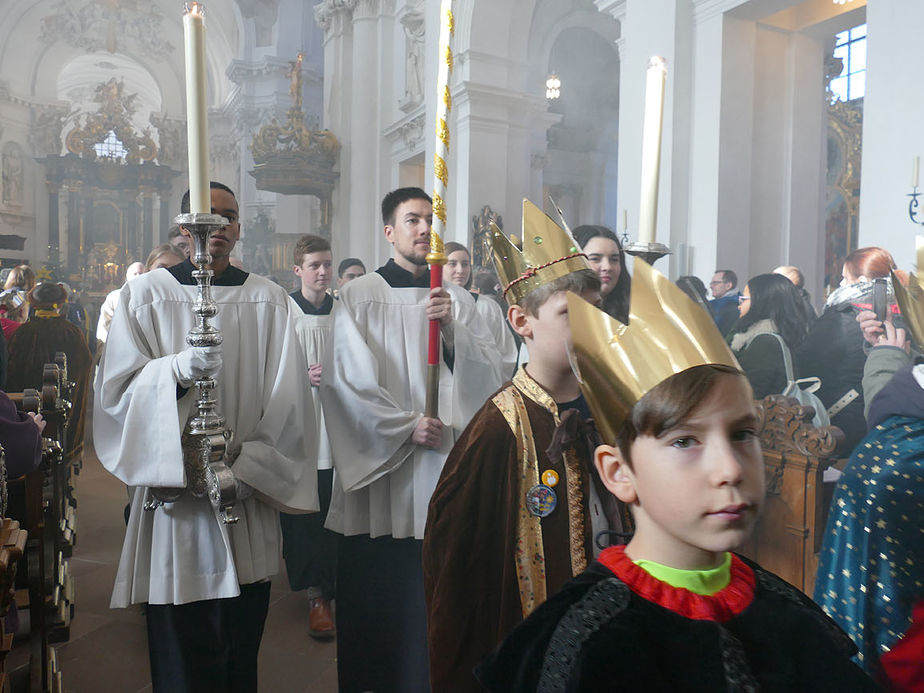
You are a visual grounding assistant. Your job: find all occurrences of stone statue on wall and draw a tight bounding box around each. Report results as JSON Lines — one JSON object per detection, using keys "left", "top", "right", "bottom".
{"left": 150, "top": 114, "right": 185, "bottom": 169}
{"left": 401, "top": 10, "right": 425, "bottom": 107}
{"left": 2, "top": 142, "right": 24, "bottom": 206}
{"left": 29, "top": 106, "right": 68, "bottom": 157}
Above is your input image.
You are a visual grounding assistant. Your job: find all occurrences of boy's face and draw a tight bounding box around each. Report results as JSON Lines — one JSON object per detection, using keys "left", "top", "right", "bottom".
{"left": 596, "top": 374, "right": 764, "bottom": 569}
{"left": 511, "top": 288, "right": 601, "bottom": 373}
{"left": 294, "top": 250, "right": 333, "bottom": 294}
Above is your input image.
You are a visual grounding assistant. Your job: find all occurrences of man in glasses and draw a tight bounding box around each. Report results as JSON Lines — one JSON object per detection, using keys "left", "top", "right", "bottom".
{"left": 708, "top": 269, "right": 740, "bottom": 337}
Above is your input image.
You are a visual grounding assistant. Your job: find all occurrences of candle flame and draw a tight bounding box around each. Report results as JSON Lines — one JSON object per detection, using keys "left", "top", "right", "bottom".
{"left": 185, "top": 2, "right": 204, "bottom": 17}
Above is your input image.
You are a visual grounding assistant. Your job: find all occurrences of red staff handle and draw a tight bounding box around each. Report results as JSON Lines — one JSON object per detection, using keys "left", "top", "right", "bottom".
{"left": 425, "top": 264, "right": 443, "bottom": 418}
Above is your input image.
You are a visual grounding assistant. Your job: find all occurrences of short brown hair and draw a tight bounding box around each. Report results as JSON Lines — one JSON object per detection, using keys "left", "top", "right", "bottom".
{"left": 615, "top": 364, "right": 746, "bottom": 467}
{"left": 520, "top": 269, "right": 601, "bottom": 316}
{"left": 293, "top": 235, "right": 331, "bottom": 266}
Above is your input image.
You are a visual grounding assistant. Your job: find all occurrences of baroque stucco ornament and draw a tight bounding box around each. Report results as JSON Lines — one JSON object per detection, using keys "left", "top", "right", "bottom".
{"left": 40, "top": 0, "right": 174, "bottom": 60}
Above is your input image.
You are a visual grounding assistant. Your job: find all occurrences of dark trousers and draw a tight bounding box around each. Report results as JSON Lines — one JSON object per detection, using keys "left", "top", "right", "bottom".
{"left": 146, "top": 581, "right": 271, "bottom": 693}
{"left": 279, "top": 468, "right": 338, "bottom": 597}
{"left": 336, "top": 535, "right": 429, "bottom": 693}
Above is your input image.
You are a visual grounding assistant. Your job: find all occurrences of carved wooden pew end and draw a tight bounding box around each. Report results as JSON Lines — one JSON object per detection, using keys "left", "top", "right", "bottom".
{"left": 740, "top": 394, "right": 845, "bottom": 595}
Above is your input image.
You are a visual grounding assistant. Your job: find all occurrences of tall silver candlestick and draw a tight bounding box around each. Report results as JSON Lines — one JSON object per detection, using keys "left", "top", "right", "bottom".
{"left": 145, "top": 212, "right": 239, "bottom": 524}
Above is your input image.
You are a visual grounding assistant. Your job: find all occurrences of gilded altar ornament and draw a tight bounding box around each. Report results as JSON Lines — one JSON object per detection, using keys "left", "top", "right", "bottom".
{"left": 490, "top": 198, "right": 590, "bottom": 305}
{"left": 249, "top": 53, "right": 340, "bottom": 204}
{"left": 64, "top": 78, "right": 157, "bottom": 164}
{"left": 566, "top": 259, "right": 740, "bottom": 445}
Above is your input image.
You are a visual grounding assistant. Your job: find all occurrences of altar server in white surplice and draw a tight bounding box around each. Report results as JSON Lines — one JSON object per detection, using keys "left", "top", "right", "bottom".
{"left": 93, "top": 182, "right": 318, "bottom": 693}
{"left": 320, "top": 187, "right": 504, "bottom": 693}
{"left": 280, "top": 233, "right": 339, "bottom": 641}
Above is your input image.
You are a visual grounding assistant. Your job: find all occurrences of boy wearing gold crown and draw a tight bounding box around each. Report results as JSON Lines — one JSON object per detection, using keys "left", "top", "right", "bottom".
{"left": 423, "top": 200, "right": 629, "bottom": 692}
{"left": 475, "top": 262, "right": 877, "bottom": 691}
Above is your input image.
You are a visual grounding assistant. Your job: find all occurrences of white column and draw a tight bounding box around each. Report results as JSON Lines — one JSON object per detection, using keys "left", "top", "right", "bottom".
{"left": 859, "top": 0, "right": 924, "bottom": 268}
{"left": 316, "top": 0, "right": 356, "bottom": 264}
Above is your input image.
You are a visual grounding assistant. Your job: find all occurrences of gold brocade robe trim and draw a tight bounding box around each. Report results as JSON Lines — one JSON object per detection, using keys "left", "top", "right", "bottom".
{"left": 491, "top": 368, "right": 587, "bottom": 618}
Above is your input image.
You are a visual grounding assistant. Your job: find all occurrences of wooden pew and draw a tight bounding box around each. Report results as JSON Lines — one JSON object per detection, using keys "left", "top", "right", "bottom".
{"left": 0, "top": 441, "right": 28, "bottom": 693}
{"left": 740, "top": 394, "right": 845, "bottom": 595}
{"left": 7, "top": 358, "right": 77, "bottom": 693}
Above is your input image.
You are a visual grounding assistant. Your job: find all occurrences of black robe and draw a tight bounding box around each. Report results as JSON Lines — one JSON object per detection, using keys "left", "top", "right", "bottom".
{"left": 477, "top": 546, "right": 880, "bottom": 692}
{"left": 6, "top": 315, "right": 92, "bottom": 458}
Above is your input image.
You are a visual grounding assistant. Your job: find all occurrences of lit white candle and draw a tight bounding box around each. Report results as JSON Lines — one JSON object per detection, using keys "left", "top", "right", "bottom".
{"left": 638, "top": 56, "right": 667, "bottom": 244}
{"left": 913, "top": 156, "right": 920, "bottom": 189}
{"left": 183, "top": 2, "right": 210, "bottom": 214}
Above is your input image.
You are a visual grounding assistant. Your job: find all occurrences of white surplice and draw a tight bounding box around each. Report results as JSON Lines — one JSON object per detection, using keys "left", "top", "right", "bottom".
{"left": 94, "top": 268, "right": 318, "bottom": 607}
{"left": 289, "top": 301, "right": 333, "bottom": 470}
{"left": 475, "top": 294, "right": 518, "bottom": 380}
{"left": 320, "top": 272, "right": 504, "bottom": 539}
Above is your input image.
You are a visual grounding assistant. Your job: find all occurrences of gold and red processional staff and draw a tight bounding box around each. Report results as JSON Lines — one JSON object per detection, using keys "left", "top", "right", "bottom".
{"left": 425, "top": 0, "right": 455, "bottom": 419}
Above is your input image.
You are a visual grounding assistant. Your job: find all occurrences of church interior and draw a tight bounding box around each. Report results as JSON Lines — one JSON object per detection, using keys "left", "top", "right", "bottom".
{"left": 0, "top": 0, "right": 919, "bottom": 690}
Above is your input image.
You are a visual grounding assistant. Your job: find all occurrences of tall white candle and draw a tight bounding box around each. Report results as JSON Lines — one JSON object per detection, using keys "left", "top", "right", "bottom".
{"left": 913, "top": 156, "right": 920, "bottom": 189}
{"left": 638, "top": 56, "right": 667, "bottom": 244}
{"left": 183, "top": 2, "right": 210, "bottom": 215}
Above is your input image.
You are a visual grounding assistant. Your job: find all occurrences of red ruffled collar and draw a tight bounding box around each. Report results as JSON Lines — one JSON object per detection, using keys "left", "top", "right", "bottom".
{"left": 598, "top": 545, "right": 756, "bottom": 622}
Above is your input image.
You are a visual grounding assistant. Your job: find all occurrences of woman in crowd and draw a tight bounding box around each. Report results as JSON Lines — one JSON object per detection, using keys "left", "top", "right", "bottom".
{"left": 730, "top": 272, "right": 812, "bottom": 399}
{"left": 798, "top": 246, "right": 896, "bottom": 451}
{"left": 675, "top": 275, "right": 710, "bottom": 310}
{"left": 145, "top": 243, "right": 185, "bottom": 271}
{"left": 444, "top": 241, "right": 518, "bottom": 378}
{"left": 572, "top": 225, "right": 631, "bottom": 323}
{"left": 3, "top": 265, "right": 35, "bottom": 294}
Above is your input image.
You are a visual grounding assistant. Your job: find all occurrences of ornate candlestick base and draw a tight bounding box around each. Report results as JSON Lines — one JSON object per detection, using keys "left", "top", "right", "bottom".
{"left": 144, "top": 212, "right": 239, "bottom": 524}
{"left": 624, "top": 241, "right": 671, "bottom": 266}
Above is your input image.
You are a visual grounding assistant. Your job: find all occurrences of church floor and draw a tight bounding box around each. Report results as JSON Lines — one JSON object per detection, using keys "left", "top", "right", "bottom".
{"left": 7, "top": 440, "right": 339, "bottom": 693}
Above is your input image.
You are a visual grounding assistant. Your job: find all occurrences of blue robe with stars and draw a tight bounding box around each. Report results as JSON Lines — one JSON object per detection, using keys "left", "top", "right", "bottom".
{"left": 814, "top": 363, "right": 924, "bottom": 683}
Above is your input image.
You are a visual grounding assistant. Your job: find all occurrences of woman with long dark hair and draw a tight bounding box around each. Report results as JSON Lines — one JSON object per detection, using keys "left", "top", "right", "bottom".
{"left": 572, "top": 226, "right": 631, "bottom": 323}
{"left": 730, "top": 272, "right": 813, "bottom": 399}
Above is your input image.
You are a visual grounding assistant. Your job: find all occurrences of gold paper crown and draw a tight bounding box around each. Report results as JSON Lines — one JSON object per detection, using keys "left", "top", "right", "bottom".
{"left": 490, "top": 199, "right": 590, "bottom": 305}
{"left": 567, "top": 259, "right": 740, "bottom": 444}
{"left": 891, "top": 270, "right": 924, "bottom": 348}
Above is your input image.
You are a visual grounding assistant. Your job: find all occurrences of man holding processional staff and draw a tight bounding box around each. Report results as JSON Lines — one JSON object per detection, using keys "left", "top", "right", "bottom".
{"left": 319, "top": 3, "right": 503, "bottom": 690}
{"left": 92, "top": 4, "right": 318, "bottom": 691}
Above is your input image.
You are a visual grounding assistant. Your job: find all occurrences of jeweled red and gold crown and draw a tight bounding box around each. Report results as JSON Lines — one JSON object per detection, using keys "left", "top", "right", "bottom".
{"left": 491, "top": 199, "right": 590, "bottom": 305}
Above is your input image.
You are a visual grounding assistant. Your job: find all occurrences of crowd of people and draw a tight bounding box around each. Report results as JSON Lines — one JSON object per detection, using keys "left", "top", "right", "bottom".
{"left": 0, "top": 180, "right": 911, "bottom": 691}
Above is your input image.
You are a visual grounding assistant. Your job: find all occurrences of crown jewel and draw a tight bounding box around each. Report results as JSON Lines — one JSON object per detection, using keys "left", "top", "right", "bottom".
{"left": 567, "top": 259, "right": 740, "bottom": 443}
{"left": 490, "top": 199, "right": 590, "bottom": 304}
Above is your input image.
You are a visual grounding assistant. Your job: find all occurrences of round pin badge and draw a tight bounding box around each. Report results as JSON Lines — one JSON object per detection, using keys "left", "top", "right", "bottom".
{"left": 526, "top": 484, "right": 557, "bottom": 518}
{"left": 540, "top": 469, "right": 560, "bottom": 488}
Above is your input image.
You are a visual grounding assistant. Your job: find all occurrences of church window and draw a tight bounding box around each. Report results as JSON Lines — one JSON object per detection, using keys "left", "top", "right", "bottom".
{"left": 94, "top": 130, "right": 129, "bottom": 160}
{"left": 830, "top": 24, "right": 866, "bottom": 102}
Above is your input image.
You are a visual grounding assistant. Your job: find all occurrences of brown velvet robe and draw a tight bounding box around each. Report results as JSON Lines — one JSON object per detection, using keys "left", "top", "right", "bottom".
{"left": 423, "top": 370, "right": 627, "bottom": 693}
